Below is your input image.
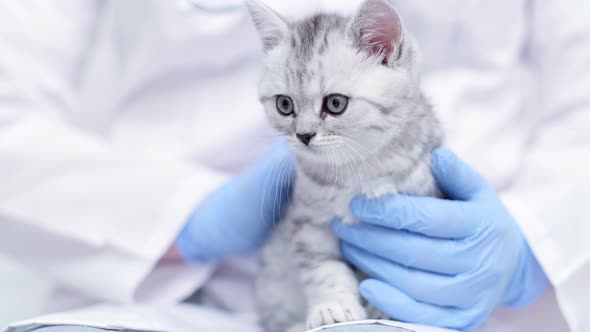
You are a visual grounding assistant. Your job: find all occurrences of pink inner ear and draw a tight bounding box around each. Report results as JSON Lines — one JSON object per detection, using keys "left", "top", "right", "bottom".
{"left": 356, "top": 0, "right": 402, "bottom": 63}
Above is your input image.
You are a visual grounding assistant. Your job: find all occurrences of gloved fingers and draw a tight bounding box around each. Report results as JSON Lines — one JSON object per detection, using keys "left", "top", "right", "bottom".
{"left": 360, "top": 279, "right": 479, "bottom": 331}
{"left": 342, "top": 243, "right": 475, "bottom": 308}
{"left": 350, "top": 194, "right": 480, "bottom": 239}
{"left": 431, "top": 147, "right": 492, "bottom": 201}
{"left": 333, "top": 221, "right": 470, "bottom": 275}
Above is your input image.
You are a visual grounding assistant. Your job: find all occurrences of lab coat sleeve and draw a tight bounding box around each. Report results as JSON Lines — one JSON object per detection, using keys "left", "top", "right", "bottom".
{"left": 500, "top": 1, "right": 590, "bottom": 330}
{"left": 0, "top": 2, "right": 224, "bottom": 303}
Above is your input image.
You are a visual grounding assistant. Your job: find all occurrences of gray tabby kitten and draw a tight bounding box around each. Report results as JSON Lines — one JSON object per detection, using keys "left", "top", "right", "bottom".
{"left": 246, "top": 0, "right": 442, "bottom": 331}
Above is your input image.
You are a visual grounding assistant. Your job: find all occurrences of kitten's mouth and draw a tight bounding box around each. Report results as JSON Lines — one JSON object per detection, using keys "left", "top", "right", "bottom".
{"left": 295, "top": 143, "right": 317, "bottom": 152}
{"left": 295, "top": 143, "right": 337, "bottom": 157}
{"left": 290, "top": 142, "right": 320, "bottom": 157}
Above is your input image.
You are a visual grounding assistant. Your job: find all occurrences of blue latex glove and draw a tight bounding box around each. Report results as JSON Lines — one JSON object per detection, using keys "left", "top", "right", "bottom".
{"left": 333, "top": 148, "right": 548, "bottom": 331}
{"left": 175, "top": 141, "right": 295, "bottom": 261}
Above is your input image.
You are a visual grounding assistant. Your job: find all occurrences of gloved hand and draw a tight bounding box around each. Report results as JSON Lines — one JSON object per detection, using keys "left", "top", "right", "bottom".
{"left": 175, "top": 140, "right": 295, "bottom": 261}
{"left": 332, "top": 148, "right": 548, "bottom": 331}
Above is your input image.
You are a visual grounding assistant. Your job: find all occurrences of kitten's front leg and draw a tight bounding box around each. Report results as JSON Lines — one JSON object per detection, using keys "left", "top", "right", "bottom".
{"left": 290, "top": 215, "right": 367, "bottom": 329}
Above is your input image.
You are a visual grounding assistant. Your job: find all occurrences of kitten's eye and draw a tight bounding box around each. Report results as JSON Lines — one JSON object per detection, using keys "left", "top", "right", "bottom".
{"left": 276, "top": 95, "right": 294, "bottom": 116}
{"left": 323, "top": 94, "right": 349, "bottom": 115}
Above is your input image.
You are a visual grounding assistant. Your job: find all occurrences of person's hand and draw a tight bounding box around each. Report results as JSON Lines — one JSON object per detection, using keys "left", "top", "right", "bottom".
{"left": 332, "top": 148, "right": 548, "bottom": 331}
{"left": 175, "top": 140, "right": 295, "bottom": 261}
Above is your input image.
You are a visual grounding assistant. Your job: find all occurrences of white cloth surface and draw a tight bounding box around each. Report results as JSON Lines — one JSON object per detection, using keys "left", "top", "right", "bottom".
{"left": 0, "top": 0, "right": 588, "bottom": 331}
{"left": 5, "top": 304, "right": 261, "bottom": 332}
{"left": 2, "top": 289, "right": 568, "bottom": 332}
{"left": 4, "top": 306, "right": 454, "bottom": 332}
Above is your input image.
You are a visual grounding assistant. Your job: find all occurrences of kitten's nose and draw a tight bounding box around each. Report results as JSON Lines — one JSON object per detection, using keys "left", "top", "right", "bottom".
{"left": 296, "top": 132, "right": 316, "bottom": 146}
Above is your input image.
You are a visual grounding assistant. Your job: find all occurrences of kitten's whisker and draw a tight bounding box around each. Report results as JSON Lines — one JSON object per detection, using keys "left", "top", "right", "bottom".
{"left": 277, "top": 156, "right": 293, "bottom": 225}
{"left": 322, "top": 146, "right": 339, "bottom": 206}
{"left": 331, "top": 147, "right": 347, "bottom": 204}
{"left": 337, "top": 145, "right": 355, "bottom": 193}
{"left": 260, "top": 150, "right": 286, "bottom": 223}
{"left": 260, "top": 150, "right": 291, "bottom": 231}
{"left": 331, "top": 147, "right": 344, "bottom": 199}
{"left": 276, "top": 153, "right": 294, "bottom": 227}
{"left": 324, "top": 148, "right": 335, "bottom": 203}
{"left": 343, "top": 141, "right": 386, "bottom": 195}
{"left": 349, "top": 143, "right": 372, "bottom": 193}
{"left": 342, "top": 140, "right": 380, "bottom": 195}
{"left": 340, "top": 135, "right": 392, "bottom": 179}
{"left": 340, "top": 143, "right": 365, "bottom": 194}
{"left": 334, "top": 147, "right": 346, "bottom": 194}
{"left": 268, "top": 153, "right": 286, "bottom": 229}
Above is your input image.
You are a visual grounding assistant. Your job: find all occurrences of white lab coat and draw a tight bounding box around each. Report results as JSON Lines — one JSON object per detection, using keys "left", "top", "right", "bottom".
{"left": 0, "top": 0, "right": 588, "bottom": 331}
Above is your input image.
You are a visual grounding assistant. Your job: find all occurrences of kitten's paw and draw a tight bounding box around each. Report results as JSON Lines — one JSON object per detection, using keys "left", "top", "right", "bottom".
{"left": 366, "top": 303, "right": 389, "bottom": 320}
{"left": 306, "top": 297, "right": 367, "bottom": 329}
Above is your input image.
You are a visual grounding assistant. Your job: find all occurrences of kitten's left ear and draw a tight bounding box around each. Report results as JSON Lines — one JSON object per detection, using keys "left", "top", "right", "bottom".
{"left": 347, "top": 0, "right": 404, "bottom": 65}
{"left": 246, "top": 0, "right": 289, "bottom": 52}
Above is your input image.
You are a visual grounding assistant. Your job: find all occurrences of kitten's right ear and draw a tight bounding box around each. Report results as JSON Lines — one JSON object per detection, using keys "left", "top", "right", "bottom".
{"left": 246, "top": 0, "right": 288, "bottom": 52}
{"left": 347, "top": 0, "right": 404, "bottom": 65}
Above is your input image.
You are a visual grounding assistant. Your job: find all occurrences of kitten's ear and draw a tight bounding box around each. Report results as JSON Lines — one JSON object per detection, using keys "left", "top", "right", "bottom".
{"left": 246, "top": 0, "right": 289, "bottom": 52}
{"left": 347, "top": 0, "right": 404, "bottom": 65}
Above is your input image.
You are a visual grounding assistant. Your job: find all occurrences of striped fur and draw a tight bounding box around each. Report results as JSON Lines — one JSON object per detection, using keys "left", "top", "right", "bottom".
{"left": 247, "top": 1, "right": 443, "bottom": 331}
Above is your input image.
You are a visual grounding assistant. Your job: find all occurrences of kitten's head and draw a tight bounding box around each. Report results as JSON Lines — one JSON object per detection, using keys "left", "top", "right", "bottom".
{"left": 247, "top": 0, "right": 421, "bottom": 164}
